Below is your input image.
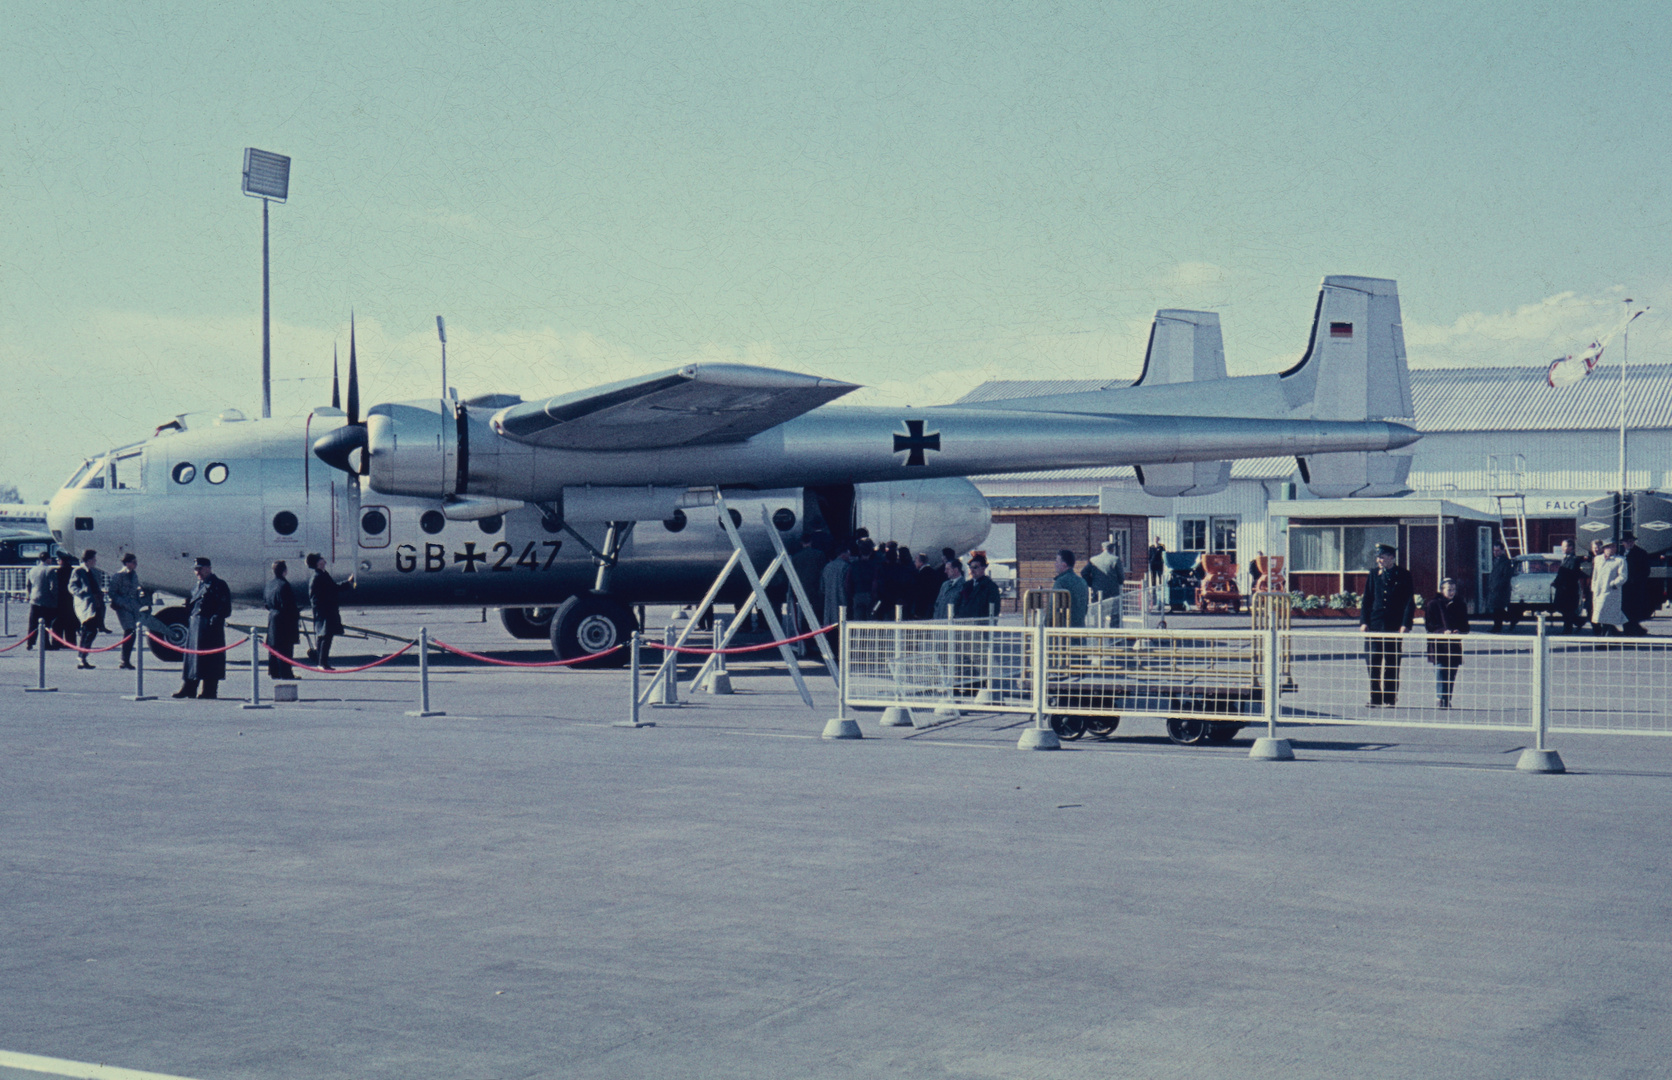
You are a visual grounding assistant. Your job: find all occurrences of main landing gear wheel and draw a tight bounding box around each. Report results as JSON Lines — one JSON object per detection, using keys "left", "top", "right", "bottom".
{"left": 500, "top": 606, "right": 559, "bottom": 640}
{"left": 549, "top": 594, "right": 637, "bottom": 668}
{"left": 147, "top": 606, "right": 189, "bottom": 663}
{"left": 1165, "top": 717, "right": 1211, "bottom": 746}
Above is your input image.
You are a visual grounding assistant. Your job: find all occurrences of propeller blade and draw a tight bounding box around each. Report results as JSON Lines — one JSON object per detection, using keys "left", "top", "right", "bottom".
{"left": 331, "top": 343, "right": 341, "bottom": 410}
{"left": 347, "top": 315, "right": 360, "bottom": 426}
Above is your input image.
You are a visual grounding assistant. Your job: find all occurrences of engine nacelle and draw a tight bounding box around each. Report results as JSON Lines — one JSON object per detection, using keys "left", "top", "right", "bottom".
{"left": 853, "top": 477, "right": 991, "bottom": 558}
{"left": 365, "top": 400, "right": 460, "bottom": 499}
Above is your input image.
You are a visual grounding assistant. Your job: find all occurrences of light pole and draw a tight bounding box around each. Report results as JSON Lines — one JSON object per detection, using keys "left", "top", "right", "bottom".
{"left": 242, "top": 148, "right": 291, "bottom": 419}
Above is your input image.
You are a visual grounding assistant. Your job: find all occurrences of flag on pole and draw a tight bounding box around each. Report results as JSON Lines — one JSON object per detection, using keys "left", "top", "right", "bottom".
{"left": 1548, "top": 305, "right": 1648, "bottom": 388}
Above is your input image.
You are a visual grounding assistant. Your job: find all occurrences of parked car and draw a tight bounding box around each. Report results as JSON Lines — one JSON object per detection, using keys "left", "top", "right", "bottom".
{"left": 0, "top": 527, "right": 57, "bottom": 567}
{"left": 1507, "top": 554, "right": 1564, "bottom": 625}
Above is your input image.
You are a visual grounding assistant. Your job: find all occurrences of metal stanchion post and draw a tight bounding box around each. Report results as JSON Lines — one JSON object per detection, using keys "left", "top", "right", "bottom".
{"left": 124, "top": 628, "right": 155, "bottom": 701}
{"left": 242, "top": 632, "right": 271, "bottom": 709}
{"left": 406, "top": 627, "right": 445, "bottom": 717}
{"left": 25, "top": 621, "right": 57, "bottom": 693}
{"left": 1517, "top": 615, "right": 1564, "bottom": 773}
{"left": 3, "top": 593, "right": 10, "bottom": 637}
{"left": 1250, "top": 621, "right": 1293, "bottom": 759}
{"left": 616, "top": 631, "right": 654, "bottom": 728}
{"left": 703, "top": 613, "right": 733, "bottom": 694}
{"left": 823, "top": 606, "right": 861, "bottom": 738}
{"left": 1018, "top": 619, "right": 1057, "bottom": 748}
{"left": 654, "top": 624, "right": 681, "bottom": 707}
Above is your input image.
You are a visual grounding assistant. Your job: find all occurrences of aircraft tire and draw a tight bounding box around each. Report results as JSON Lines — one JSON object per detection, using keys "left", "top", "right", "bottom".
{"left": 500, "top": 606, "right": 559, "bottom": 640}
{"left": 549, "top": 594, "right": 637, "bottom": 669}
{"left": 148, "top": 606, "right": 190, "bottom": 663}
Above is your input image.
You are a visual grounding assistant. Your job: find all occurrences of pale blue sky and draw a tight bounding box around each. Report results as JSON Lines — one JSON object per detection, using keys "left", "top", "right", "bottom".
{"left": 4, "top": 1, "right": 1668, "bottom": 500}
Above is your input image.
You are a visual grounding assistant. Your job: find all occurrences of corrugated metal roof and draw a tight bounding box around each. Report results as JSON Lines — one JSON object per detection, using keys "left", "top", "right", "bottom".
{"left": 1410, "top": 364, "right": 1672, "bottom": 431}
{"left": 956, "top": 365, "right": 1672, "bottom": 432}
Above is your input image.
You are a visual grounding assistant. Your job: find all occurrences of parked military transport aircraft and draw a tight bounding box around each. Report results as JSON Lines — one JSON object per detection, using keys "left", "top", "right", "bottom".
{"left": 46, "top": 275, "right": 1419, "bottom": 663}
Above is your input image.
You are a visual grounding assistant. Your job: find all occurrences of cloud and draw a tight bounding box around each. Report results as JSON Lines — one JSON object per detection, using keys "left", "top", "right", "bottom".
{"left": 1403, "top": 287, "right": 1664, "bottom": 368}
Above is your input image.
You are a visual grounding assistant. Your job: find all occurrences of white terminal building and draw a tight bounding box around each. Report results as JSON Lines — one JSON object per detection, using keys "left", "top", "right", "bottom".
{"left": 964, "top": 363, "right": 1672, "bottom": 609}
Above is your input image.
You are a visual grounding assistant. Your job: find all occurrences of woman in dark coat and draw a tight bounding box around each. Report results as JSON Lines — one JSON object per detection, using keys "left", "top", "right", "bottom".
{"left": 175, "top": 557, "right": 233, "bottom": 699}
{"left": 264, "top": 560, "right": 301, "bottom": 679}
{"left": 1424, "top": 577, "right": 1470, "bottom": 708}
{"left": 50, "top": 552, "right": 78, "bottom": 649}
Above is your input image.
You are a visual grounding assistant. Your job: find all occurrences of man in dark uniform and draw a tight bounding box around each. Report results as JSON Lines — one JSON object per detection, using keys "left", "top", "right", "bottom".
{"left": 954, "top": 555, "right": 1002, "bottom": 620}
{"left": 1620, "top": 532, "right": 1653, "bottom": 636}
{"left": 1551, "top": 538, "right": 1587, "bottom": 635}
{"left": 174, "top": 556, "right": 232, "bottom": 700}
{"left": 307, "top": 553, "right": 348, "bottom": 670}
{"left": 1360, "top": 542, "right": 1414, "bottom": 707}
{"left": 264, "top": 560, "right": 301, "bottom": 679}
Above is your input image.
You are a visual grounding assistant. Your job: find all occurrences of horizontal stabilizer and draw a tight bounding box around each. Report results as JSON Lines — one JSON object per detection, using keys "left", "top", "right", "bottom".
{"left": 492, "top": 364, "right": 859, "bottom": 451}
{"left": 1297, "top": 450, "right": 1414, "bottom": 499}
{"left": 1134, "top": 310, "right": 1226, "bottom": 387}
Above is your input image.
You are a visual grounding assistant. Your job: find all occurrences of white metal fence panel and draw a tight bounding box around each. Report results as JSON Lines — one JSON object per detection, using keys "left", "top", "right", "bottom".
{"left": 1278, "top": 630, "right": 1533, "bottom": 731}
{"left": 1041, "top": 626, "right": 1265, "bottom": 724}
{"left": 1548, "top": 638, "right": 1672, "bottom": 736}
{"left": 844, "top": 620, "right": 1035, "bottom": 712}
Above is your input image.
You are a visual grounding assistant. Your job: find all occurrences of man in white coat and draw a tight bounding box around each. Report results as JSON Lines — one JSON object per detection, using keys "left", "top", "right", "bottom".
{"left": 1590, "top": 539, "right": 1627, "bottom": 637}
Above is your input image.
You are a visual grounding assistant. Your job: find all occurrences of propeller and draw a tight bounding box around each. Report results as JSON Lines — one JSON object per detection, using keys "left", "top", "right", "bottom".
{"left": 312, "top": 315, "right": 369, "bottom": 475}
{"left": 331, "top": 343, "right": 340, "bottom": 410}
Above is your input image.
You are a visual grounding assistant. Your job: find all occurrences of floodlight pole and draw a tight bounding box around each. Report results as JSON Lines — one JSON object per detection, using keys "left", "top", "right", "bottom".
{"left": 1618, "top": 299, "right": 1631, "bottom": 509}
{"left": 262, "top": 198, "right": 272, "bottom": 419}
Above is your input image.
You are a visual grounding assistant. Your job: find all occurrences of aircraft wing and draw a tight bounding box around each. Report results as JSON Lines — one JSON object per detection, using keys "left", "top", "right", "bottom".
{"left": 491, "top": 363, "right": 860, "bottom": 450}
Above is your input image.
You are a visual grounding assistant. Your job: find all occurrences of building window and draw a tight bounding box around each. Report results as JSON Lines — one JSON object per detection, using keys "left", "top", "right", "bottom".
{"left": 1212, "top": 518, "right": 1238, "bottom": 554}
{"left": 1180, "top": 518, "right": 1208, "bottom": 552}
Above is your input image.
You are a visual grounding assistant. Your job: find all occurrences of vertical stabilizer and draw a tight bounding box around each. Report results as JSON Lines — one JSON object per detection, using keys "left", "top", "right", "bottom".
{"left": 1134, "top": 310, "right": 1232, "bottom": 497}
{"left": 1287, "top": 276, "right": 1416, "bottom": 497}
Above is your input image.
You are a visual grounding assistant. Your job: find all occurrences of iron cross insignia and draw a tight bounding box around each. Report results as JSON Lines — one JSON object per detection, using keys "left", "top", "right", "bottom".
{"left": 892, "top": 419, "right": 942, "bottom": 466}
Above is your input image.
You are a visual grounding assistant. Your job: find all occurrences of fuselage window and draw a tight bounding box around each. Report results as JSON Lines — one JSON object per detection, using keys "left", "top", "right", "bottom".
{"left": 172, "top": 462, "right": 197, "bottom": 485}
{"left": 663, "top": 508, "right": 687, "bottom": 533}
{"left": 772, "top": 508, "right": 796, "bottom": 531}
{"left": 420, "top": 510, "right": 446, "bottom": 535}
{"left": 361, "top": 509, "right": 388, "bottom": 535}
{"left": 205, "top": 463, "right": 229, "bottom": 485}
{"left": 479, "top": 515, "right": 503, "bottom": 535}
{"left": 273, "top": 511, "right": 299, "bottom": 536}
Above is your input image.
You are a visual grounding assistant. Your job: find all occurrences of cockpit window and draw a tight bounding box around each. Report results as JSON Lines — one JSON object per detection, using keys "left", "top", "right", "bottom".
{"left": 63, "top": 461, "right": 93, "bottom": 490}
{"left": 112, "top": 451, "right": 143, "bottom": 491}
{"left": 80, "top": 459, "right": 107, "bottom": 489}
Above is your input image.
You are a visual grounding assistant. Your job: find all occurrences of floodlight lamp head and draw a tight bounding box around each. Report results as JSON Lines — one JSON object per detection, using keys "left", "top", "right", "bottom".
{"left": 242, "top": 147, "right": 291, "bottom": 201}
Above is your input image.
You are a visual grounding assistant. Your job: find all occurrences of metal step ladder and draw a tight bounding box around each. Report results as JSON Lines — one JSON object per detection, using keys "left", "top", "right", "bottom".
{"left": 1496, "top": 494, "right": 1528, "bottom": 558}
{"left": 1488, "top": 453, "right": 1529, "bottom": 558}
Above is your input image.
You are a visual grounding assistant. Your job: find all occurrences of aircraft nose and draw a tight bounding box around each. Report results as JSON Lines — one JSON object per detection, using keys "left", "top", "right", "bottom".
{"left": 45, "top": 490, "right": 75, "bottom": 545}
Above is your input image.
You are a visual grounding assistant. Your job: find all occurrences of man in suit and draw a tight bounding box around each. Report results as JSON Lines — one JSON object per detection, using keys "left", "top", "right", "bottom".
{"left": 25, "top": 548, "right": 58, "bottom": 651}
{"left": 307, "top": 553, "right": 349, "bottom": 670}
{"left": 1081, "top": 541, "right": 1125, "bottom": 628}
{"left": 1360, "top": 542, "right": 1415, "bottom": 707}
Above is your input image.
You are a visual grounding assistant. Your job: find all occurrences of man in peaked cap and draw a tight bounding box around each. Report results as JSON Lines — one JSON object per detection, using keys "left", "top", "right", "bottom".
{"left": 1360, "top": 542, "right": 1414, "bottom": 707}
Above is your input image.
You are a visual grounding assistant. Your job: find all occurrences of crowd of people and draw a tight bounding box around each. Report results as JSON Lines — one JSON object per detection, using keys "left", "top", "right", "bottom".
{"left": 23, "top": 548, "right": 353, "bottom": 700}
{"left": 1482, "top": 535, "right": 1662, "bottom": 637}
{"left": 792, "top": 531, "right": 1004, "bottom": 631}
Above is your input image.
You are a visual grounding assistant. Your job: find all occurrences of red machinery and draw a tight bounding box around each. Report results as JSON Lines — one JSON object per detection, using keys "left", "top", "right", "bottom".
{"left": 1195, "top": 552, "right": 1241, "bottom": 613}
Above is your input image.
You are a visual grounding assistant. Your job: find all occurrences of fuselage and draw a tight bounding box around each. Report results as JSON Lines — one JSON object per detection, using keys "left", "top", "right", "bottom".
{"left": 45, "top": 410, "right": 993, "bottom": 604}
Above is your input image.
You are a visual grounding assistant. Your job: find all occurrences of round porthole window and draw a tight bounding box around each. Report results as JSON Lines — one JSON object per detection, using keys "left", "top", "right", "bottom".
{"left": 479, "top": 515, "right": 503, "bottom": 535}
{"left": 663, "top": 509, "right": 688, "bottom": 533}
{"left": 205, "top": 462, "right": 229, "bottom": 484}
{"left": 272, "top": 511, "right": 299, "bottom": 536}
{"left": 360, "top": 509, "right": 388, "bottom": 536}
{"left": 171, "top": 462, "right": 196, "bottom": 485}
{"left": 772, "top": 508, "right": 797, "bottom": 531}
{"left": 420, "top": 510, "right": 446, "bottom": 535}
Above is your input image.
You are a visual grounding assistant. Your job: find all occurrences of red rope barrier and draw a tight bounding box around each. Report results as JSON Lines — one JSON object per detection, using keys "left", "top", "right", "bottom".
{"left": 0, "top": 629, "right": 38, "bottom": 653}
{"left": 261, "top": 639, "right": 415, "bottom": 674}
{"left": 659, "top": 623, "right": 835, "bottom": 656}
{"left": 144, "top": 630, "right": 250, "bottom": 656}
{"left": 428, "top": 638, "right": 624, "bottom": 667}
{"left": 45, "top": 628, "right": 135, "bottom": 654}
